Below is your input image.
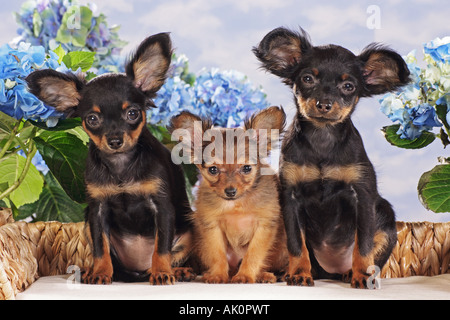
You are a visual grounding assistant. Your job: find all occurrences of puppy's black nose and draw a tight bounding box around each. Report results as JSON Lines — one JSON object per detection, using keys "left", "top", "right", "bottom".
{"left": 224, "top": 187, "right": 237, "bottom": 198}
{"left": 316, "top": 100, "right": 332, "bottom": 113}
{"left": 107, "top": 137, "right": 123, "bottom": 149}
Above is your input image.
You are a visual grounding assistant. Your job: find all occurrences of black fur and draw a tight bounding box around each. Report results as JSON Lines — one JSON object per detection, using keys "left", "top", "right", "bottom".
{"left": 254, "top": 27, "right": 410, "bottom": 288}
{"left": 26, "top": 33, "right": 192, "bottom": 284}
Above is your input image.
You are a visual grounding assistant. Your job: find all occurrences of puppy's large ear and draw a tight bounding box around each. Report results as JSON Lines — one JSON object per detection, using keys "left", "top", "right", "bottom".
{"left": 253, "top": 27, "right": 312, "bottom": 85}
{"left": 168, "top": 111, "right": 212, "bottom": 135}
{"left": 126, "top": 32, "right": 172, "bottom": 98}
{"left": 245, "top": 106, "right": 286, "bottom": 132}
{"left": 169, "top": 111, "right": 211, "bottom": 165}
{"left": 26, "top": 69, "right": 84, "bottom": 116}
{"left": 359, "top": 44, "right": 410, "bottom": 96}
{"left": 245, "top": 106, "right": 286, "bottom": 152}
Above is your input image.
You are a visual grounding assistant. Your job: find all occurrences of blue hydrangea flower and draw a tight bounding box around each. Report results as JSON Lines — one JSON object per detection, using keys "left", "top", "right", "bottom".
{"left": 150, "top": 59, "right": 270, "bottom": 128}
{"left": 379, "top": 40, "right": 449, "bottom": 141}
{"left": 404, "top": 103, "right": 441, "bottom": 139}
{"left": 0, "top": 43, "right": 65, "bottom": 126}
{"left": 150, "top": 76, "right": 196, "bottom": 126}
{"left": 424, "top": 37, "right": 450, "bottom": 64}
{"left": 14, "top": 0, "right": 127, "bottom": 72}
{"left": 193, "top": 68, "right": 269, "bottom": 127}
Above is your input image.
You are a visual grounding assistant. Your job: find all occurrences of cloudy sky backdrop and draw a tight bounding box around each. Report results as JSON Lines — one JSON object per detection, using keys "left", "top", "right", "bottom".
{"left": 1, "top": 0, "right": 450, "bottom": 222}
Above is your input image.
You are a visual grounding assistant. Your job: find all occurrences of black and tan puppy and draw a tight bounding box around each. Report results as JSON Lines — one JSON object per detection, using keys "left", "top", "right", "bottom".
{"left": 26, "top": 33, "right": 193, "bottom": 285}
{"left": 253, "top": 27, "right": 410, "bottom": 288}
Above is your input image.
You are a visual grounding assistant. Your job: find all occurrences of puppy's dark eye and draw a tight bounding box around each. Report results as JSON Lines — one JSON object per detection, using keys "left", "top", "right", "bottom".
{"left": 208, "top": 166, "right": 219, "bottom": 175}
{"left": 242, "top": 165, "right": 252, "bottom": 174}
{"left": 127, "top": 108, "right": 140, "bottom": 121}
{"left": 342, "top": 82, "right": 355, "bottom": 93}
{"left": 86, "top": 113, "right": 101, "bottom": 128}
{"left": 302, "top": 75, "right": 314, "bottom": 84}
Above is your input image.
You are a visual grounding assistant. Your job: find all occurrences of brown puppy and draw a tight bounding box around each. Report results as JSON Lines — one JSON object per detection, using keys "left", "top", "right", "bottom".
{"left": 170, "top": 106, "right": 288, "bottom": 283}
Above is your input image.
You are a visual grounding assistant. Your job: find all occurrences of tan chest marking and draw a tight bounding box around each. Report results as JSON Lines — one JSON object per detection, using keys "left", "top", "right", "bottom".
{"left": 87, "top": 178, "right": 162, "bottom": 199}
{"left": 282, "top": 162, "right": 365, "bottom": 185}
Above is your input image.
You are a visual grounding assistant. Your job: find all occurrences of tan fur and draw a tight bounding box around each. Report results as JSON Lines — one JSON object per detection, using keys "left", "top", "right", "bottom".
{"left": 81, "top": 233, "right": 113, "bottom": 284}
{"left": 82, "top": 120, "right": 102, "bottom": 148}
{"left": 126, "top": 111, "right": 146, "bottom": 143}
{"left": 133, "top": 42, "right": 169, "bottom": 92}
{"left": 148, "top": 234, "right": 174, "bottom": 285}
{"left": 87, "top": 178, "right": 162, "bottom": 199}
{"left": 287, "top": 229, "right": 314, "bottom": 286}
{"left": 282, "top": 161, "right": 365, "bottom": 185}
{"left": 269, "top": 37, "right": 302, "bottom": 71}
{"left": 282, "top": 162, "right": 321, "bottom": 184}
{"left": 82, "top": 111, "right": 146, "bottom": 154}
{"left": 194, "top": 171, "right": 287, "bottom": 283}
{"left": 171, "top": 107, "right": 288, "bottom": 283}
{"left": 351, "top": 231, "right": 389, "bottom": 288}
{"left": 321, "top": 164, "right": 365, "bottom": 184}
{"left": 364, "top": 52, "right": 400, "bottom": 87}
{"left": 38, "top": 77, "right": 81, "bottom": 112}
{"left": 295, "top": 96, "right": 357, "bottom": 127}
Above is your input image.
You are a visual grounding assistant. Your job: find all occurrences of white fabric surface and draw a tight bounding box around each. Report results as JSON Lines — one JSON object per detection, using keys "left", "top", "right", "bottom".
{"left": 15, "top": 274, "right": 450, "bottom": 300}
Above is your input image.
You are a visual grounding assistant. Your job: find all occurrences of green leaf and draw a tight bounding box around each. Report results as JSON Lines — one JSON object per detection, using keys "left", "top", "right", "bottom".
{"left": 32, "top": 9, "right": 42, "bottom": 37}
{"left": 65, "top": 126, "right": 89, "bottom": 145}
{"left": 18, "top": 172, "right": 85, "bottom": 222}
{"left": 29, "top": 118, "right": 82, "bottom": 131}
{"left": 148, "top": 124, "right": 172, "bottom": 144}
{"left": 439, "top": 128, "right": 450, "bottom": 148}
{"left": 52, "top": 44, "right": 66, "bottom": 64}
{"left": 70, "top": 29, "right": 91, "bottom": 48}
{"left": 436, "top": 104, "right": 450, "bottom": 129}
{"left": 418, "top": 164, "right": 450, "bottom": 213}
{"left": 0, "top": 112, "right": 18, "bottom": 138}
{"left": 382, "top": 124, "right": 435, "bottom": 149}
{"left": 85, "top": 71, "right": 97, "bottom": 81}
{"left": 55, "top": 27, "right": 72, "bottom": 44}
{"left": 56, "top": 5, "right": 93, "bottom": 47}
{"left": 62, "top": 51, "right": 96, "bottom": 72}
{"left": 0, "top": 154, "right": 44, "bottom": 207}
{"left": 34, "top": 131, "right": 88, "bottom": 203}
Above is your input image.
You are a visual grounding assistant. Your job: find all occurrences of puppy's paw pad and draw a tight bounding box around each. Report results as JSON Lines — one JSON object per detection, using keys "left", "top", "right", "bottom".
{"left": 149, "top": 272, "right": 175, "bottom": 285}
{"left": 231, "top": 273, "right": 255, "bottom": 284}
{"left": 173, "top": 267, "right": 196, "bottom": 282}
{"left": 202, "top": 272, "right": 229, "bottom": 284}
{"left": 285, "top": 273, "right": 314, "bottom": 286}
{"left": 80, "top": 268, "right": 112, "bottom": 285}
{"left": 257, "top": 272, "right": 277, "bottom": 284}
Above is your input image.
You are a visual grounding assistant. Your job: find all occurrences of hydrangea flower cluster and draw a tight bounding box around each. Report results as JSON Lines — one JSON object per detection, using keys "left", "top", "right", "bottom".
{"left": 0, "top": 42, "right": 66, "bottom": 126}
{"left": 14, "top": 0, "right": 127, "bottom": 74}
{"left": 380, "top": 37, "right": 450, "bottom": 140}
{"left": 151, "top": 55, "right": 270, "bottom": 127}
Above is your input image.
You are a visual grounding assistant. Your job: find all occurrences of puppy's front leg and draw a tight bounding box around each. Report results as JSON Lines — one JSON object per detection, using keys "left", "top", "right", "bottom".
{"left": 199, "top": 223, "right": 229, "bottom": 283}
{"left": 281, "top": 186, "right": 314, "bottom": 286}
{"left": 351, "top": 187, "right": 377, "bottom": 289}
{"left": 232, "top": 220, "right": 277, "bottom": 284}
{"left": 82, "top": 201, "right": 113, "bottom": 284}
{"left": 149, "top": 197, "right": 176, "bottom": 285}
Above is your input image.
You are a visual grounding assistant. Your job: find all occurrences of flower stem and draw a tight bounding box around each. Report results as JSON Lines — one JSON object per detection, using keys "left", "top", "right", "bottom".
{"left": 0, "top": 127, "right": 38, "bottom": 202}
{"left": 0, "top": 120, "right": 22, "bottom": 159}
{"left": 0, "top": 143, "right": 37, "bottom": 202}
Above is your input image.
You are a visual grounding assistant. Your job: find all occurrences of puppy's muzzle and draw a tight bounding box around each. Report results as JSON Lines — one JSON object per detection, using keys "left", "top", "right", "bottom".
{"left": 107, "top": 136, "right": 124, "bottom": 150}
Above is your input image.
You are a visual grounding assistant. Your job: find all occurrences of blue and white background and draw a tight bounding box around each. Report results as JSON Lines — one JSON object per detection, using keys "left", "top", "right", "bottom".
{"left": 1, "top": 0, "right": 449, "bottom": 222}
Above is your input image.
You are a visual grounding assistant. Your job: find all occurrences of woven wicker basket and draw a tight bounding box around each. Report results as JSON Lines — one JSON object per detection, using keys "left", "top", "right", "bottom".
{"left": 0, "top": 207, "right": 449, "bottom": 299}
